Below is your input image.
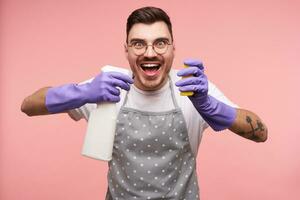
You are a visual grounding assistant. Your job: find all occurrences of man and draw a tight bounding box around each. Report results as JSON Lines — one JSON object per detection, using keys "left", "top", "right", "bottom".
{"left": 21, "top": 6, "right": 268, "bottom": 200}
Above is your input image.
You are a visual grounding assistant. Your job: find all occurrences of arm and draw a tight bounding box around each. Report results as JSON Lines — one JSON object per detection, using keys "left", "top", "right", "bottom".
{"left": 21, "top": 87, "right": 53, "bottom": 116}
{"left": 21, "top": 72, "right": 134, "bottom": 117}
{"left": 176, "top": 59, "right": 268, "bottom": 142}
{"left": 229, "top": 108, "right": 268, "bottom": 142}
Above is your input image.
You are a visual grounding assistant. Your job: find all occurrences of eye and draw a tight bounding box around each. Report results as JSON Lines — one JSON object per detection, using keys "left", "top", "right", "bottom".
{"left": 131, "top": 41, "right": 145, "bottom": 49}
{"left": 154, "top": 40, "right": 168, "bottom": 49}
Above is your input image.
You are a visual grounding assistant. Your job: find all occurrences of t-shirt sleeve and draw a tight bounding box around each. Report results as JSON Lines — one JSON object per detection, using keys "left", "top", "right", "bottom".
{"left": 67, "top": 108, "right": 84, "bottom": 121}
{"left": 67, "top": 103, "right": 97, "bottom": 121}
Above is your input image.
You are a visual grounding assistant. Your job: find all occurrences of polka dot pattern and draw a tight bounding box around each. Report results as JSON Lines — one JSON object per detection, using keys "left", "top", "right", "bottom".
{"left": 106, "top": 108, "right": 199, "bottom": 200}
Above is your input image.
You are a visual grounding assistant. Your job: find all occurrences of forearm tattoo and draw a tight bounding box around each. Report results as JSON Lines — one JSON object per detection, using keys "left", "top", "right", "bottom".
{"left": 238, "top": 116, "right": 265, "bottom": 141}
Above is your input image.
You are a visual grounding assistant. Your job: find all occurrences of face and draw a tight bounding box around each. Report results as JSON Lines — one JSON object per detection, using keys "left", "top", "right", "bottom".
{"left": 125, "top": 21, "right": 175, "bottom": 91}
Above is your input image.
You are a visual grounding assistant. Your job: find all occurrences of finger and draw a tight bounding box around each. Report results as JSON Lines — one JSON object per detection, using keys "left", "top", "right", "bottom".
{"left": 108, "top": 95, "right": 121, "bottom": 102}
{"left": 177, "top": 67, "right": 202, "bottom": 77}
{"left": 183, "top": 59, "right": 204, "bottom": 70}
{"left": 175, "top": 77, "right": 202, "bottom": 87}
{"left": 178, "top": 85, "right": 206, "bottom": 93}
{"left": 102, "top": 94, "right": 121, "bottom": 102}
{"left": 109, "top": 72, "right": 134, "bottom": 84}
{"left": 107, "top": 87, "right": 121, "bottom": 96}
{"left": 111, "top": 79, "right": 131, "bottom": 91}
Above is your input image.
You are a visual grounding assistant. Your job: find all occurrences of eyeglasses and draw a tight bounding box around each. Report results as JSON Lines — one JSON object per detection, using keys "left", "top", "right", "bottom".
{"left": 127, "top": 39, "right": 172, "bottom": 56}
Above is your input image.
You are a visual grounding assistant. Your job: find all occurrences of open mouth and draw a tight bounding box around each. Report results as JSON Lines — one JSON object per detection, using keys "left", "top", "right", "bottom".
{"left": 140, "top": 63, "right": 161, "bottom": 75}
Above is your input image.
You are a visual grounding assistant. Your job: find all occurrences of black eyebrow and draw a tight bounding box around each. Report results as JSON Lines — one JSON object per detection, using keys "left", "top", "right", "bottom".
{"left": 129, "top": 38, "right": 146, "bottom": 43}
{"left": 154, "top": 37, "right": 170, "bottom": 42}
{"left": 129, "top": 37, "right": 170, "bottom": 44}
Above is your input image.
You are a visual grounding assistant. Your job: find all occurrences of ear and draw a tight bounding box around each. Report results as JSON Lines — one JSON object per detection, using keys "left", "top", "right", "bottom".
{"left": 172, "top": 42, "right": 176, "bottom": 56}
{"left": 124, "top": 43, "right": 129, "bottom": 60}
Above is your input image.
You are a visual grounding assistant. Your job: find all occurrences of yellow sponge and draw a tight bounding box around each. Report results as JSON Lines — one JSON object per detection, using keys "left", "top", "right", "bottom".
{"left": 180, "top": 64, "right": 194, "bottom": 96}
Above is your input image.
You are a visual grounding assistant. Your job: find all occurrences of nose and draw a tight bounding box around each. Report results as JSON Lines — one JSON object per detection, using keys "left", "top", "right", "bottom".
{"left": 144, "top": 45, "right": 157, "bottom": 58}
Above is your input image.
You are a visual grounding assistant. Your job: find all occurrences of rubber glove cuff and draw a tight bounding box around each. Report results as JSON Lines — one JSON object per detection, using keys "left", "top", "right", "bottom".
{"left": 45, "top": 83, "right": 87, "bottom": 113}
{"left": 189, "top": 95, "right": 237, "bottom": 131}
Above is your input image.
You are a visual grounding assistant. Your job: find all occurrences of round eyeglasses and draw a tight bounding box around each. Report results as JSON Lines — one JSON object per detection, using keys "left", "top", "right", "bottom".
{"left": 127, "top": 39, "right": 172, "bottom": 56}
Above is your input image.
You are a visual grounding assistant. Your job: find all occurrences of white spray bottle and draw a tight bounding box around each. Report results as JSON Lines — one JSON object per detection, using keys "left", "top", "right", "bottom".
{"left": 81, "top": 66, "right": 128, "bottom": 161}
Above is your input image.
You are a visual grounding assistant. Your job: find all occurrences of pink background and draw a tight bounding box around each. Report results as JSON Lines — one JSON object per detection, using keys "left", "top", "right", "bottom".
{"left": 1, "top": 0, "right": 300, "bottom": 199}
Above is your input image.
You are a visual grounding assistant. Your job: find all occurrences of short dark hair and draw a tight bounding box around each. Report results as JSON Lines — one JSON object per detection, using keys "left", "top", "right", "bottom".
{"left": 126, "top": 6, "right": 173, "bottom": 42}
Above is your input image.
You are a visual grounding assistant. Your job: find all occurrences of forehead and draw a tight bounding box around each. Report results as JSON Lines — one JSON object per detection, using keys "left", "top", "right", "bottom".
{"left": 128, "top": 21, "right": 172, "bottom": 42}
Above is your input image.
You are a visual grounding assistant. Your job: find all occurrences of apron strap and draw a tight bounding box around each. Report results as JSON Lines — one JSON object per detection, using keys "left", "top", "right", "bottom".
{"left": 168, "top": 76, "right": 180, "bottom": 109}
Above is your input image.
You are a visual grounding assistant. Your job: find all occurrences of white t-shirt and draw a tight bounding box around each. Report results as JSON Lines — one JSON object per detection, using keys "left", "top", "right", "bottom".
{"left": 68, "top": 65, "right": 238, "bottom": 157}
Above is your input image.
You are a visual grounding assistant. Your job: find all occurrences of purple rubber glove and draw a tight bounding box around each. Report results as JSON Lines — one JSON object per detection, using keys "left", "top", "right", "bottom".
{"left": 45, "top": 72, "right": 134, "bottom": 113}
{"left": 175, "top": 59, "right": 237, "bottom": 131}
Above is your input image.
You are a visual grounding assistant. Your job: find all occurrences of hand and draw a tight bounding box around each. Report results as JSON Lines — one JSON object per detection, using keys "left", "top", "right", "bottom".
{"left": 175, "top": 59, "right": 236, "bottom": 131}
{"left": 175, "top": 59, "right": 208, "bottom": 101}
{"left": 45, "top": 71, "right": 133, "bottom": 113}
{"left": 83, "top": 71, "right": 134, "bottom": 103}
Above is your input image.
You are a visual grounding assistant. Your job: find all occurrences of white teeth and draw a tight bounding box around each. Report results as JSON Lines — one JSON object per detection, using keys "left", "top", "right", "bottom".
{"left": 141, "top": 64, "right": 160, "bottom": 67}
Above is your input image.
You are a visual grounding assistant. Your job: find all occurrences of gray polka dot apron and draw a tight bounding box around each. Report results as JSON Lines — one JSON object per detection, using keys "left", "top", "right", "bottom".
{"left": 105, "top": 78, "right": 200, "bottom": 200}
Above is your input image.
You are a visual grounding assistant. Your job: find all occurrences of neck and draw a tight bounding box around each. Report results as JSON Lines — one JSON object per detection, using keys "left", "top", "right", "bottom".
{"left": 133, "top": 77, "right": 169, "bottom": 91}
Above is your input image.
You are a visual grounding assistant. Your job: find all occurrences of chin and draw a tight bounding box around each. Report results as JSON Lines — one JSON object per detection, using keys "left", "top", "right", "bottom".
{"left": 140, "top": 77, "right": 166, "bottom": 91}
